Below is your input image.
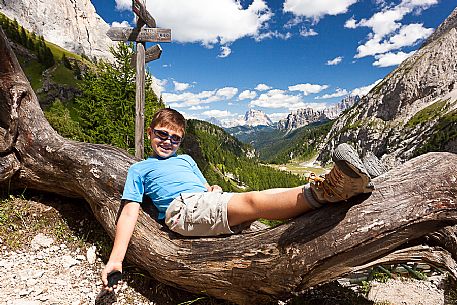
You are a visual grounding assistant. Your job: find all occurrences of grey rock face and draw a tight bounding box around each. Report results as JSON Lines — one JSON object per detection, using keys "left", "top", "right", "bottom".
{"left": 278, "top": 108, "right": 328, "bottom": 130}
{"left": 318, "top": 7, "right": 457, "bottom": 168}
{"left": 0, "top": 0, "right": 115, "bottom": 61}
{"left": 278, "top": 96, "right": 358, "bottom": 131}
{"left": 244, "top": 109, "right": 273, "bottom": 127}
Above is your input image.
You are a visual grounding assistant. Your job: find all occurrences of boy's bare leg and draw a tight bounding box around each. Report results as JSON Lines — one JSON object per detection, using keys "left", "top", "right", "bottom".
{"left": 227, "top": 143, "right": 380, "bottom": 227}
{"left": 227, "top": 186, "right": 313, "bottom": 226}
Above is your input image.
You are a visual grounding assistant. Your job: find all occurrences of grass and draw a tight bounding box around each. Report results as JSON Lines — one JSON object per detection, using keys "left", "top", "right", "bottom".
{"left": 46, "top": 39, "right": 83, "bottom": 62}
{"left": 51, "top": 63, "right": 80, "bottom": 86}
{"left": 0, "top": 193, "right": 111, "bottom": 255}
{"left": 17, "top": 55, "right": 45, "bottom": 90}
{"left": 406, "top": 99, "right": 450, "bottom": 127}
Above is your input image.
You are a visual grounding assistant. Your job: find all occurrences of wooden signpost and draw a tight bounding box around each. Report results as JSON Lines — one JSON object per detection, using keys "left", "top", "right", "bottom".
{"left": 107, "top": 0, "right": 171, "bottom": 159}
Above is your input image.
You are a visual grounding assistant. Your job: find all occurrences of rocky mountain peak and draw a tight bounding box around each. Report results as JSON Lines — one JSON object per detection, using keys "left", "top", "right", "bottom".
{"left": 423, "top": 7, "right": 457, "bottom": 47}
{"left": 277, "top": 95, "right": 359, "bottom": 131}
{"left": 0, "top": 0, "right": 115, "bottom": 61}
{"left": 243, "top": 109, "right": 273, "bottom": 127}
{"left": 318, "top": 8, "right": 457, "bottom": 168}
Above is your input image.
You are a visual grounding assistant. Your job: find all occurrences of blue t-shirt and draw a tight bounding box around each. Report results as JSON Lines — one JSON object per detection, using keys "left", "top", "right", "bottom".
{"left": 122, "top": 154, "right": 208, "bottom": 219}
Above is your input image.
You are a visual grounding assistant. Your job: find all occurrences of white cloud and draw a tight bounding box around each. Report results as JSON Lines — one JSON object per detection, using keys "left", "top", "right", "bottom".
{"left": 326, "top": 56, "right": 343, "bottom": 65}
{"left": 239, "top": 90, "right": 257, "bottom": 100}
{"left": 255, "top": 31, "right": 292, "bottom": 41}
{"left": 300, "top": 27, "right": 318, "bottom": 37}
{"left": 143, "top": 0, "right": 273, "bottom": 46}
{"left": 179, "top": 110, "right": 199, "bottom": 120}
{"left": 344, "top": 17, "right": 357, "bottom": 29}
{"left": 250, "top": 90, "right": 306, "bottom": 109}
{"left": 268, "top": 112, "right": 289, "bottom": 122}
{"left": 189, "top": 105, "right": 210, "bottom": 110}
{"left": 115, "top": 0, "right": 130, "bottom": 11}
{"left": 373, "top": 50, "right": 415, "bottom": 67}
{"left": 202, "top": 110, "right": 234, "bottom": 118}
{"left": 288, "top": 83, "right": 329, "bottom": 95}
{"left": 255, "top": 83, "right": 272, "bottom": 91}
{"left": 150, "top": 76, "right": 167, "bottom": 97}
{"left": 216, "top": 87, "right": 238, "bottom": 99}
{"left": 218, "top": 46, "right": 232, "bottom": 58}
{"left": 112, "top": 21, "right": 130, "bottom": 27}
{"left": 351, "top": 79, "right": 382, "bottom": 97}
{"left": 284, "top": 16, "right": 304, "bottom": 28}
{"left": 165, "top": 87, "right": 238, "bottom": 108}
{"left": 283, "top": 0, "right": 358, "bottom": 20}
{"left": 163, "top": 90, "right": 215, "bottom": 108}
{"left": 315, "top": 88, "right": 348, "bottom": 99}
{"left": 356, "top": 23, "right": 433, "bottom": 58}
{"left": 347, "top": 0, "right": 437, "bottom": 59}
{"left": 173, "top": 81, "right": 191, "bottom": 91}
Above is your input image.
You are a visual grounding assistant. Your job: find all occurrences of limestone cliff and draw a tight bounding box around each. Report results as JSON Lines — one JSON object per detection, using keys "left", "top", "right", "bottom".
{"left": 0, "top": 0, "right": 114, "bottom": 61}
{"left": 318, "top": 7, "right": 457, "bottom": 168}
{"left": 278, "top": 95, "right": 359, "bottom": 131}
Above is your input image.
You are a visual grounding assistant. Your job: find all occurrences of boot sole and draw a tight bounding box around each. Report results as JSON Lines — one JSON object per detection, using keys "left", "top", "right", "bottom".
{"left": 362, "top": 151, "right": 388, "bottom": 178}
{"left": 332, "top": 143, "right": 374, "bottom": 193}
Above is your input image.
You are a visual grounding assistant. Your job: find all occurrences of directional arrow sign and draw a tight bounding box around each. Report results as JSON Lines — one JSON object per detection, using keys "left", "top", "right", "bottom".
{"left": 107, "top": 27, "right": 171, "bottom": 42}
{"left": 145, "top": 44, "right": 162, "bottom": 62}
{"left": 132, "top": 0, "right": 156, "bottom": 28}
{"left": 131, "top": 44, "right": 162, "bottom": 66}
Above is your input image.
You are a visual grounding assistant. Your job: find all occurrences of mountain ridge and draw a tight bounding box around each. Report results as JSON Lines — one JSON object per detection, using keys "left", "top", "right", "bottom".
{"left": 318, "top": 7, "right": 457, "bottom": 167}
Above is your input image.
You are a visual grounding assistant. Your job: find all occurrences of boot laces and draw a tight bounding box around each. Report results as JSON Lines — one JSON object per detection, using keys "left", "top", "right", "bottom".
{"left": 309, "top": 166, "right": 346, "bottom": 201}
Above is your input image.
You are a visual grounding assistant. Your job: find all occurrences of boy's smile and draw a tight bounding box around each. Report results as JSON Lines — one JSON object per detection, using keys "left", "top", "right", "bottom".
{"left": 148, "top": 125, "right": 183, "bottom": 158}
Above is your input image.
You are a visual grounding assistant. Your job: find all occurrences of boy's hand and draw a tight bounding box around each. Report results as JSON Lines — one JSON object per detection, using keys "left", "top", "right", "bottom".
{"left": 208, "top": 185, "right": 222, "bottom": 192}
{"left": 101, "top": 261, "right": 123, "bottom": 291}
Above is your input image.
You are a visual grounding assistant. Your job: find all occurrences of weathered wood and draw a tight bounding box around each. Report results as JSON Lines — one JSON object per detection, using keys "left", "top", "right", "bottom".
{"left": 144, "top": 44, "right": 162, "bottom": 63}
{"left": 1, "top": 27, "right": 457, "bottom": 304}
{"left": 106, "top": 27, "right": 171, "bottom": 42}
{"left": 131, "top": 44, "right": 162, "bottom": 67}
{"left": 132, "top": 0, "right": 156, "bottom": 28}
{"left": 135, "top": 42, "right": 145, "bottom": 159}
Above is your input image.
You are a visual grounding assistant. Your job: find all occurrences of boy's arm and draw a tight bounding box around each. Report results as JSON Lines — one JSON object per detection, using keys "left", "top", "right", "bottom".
{"left": 101, "top": 200, "right": 140, "bottom": 289}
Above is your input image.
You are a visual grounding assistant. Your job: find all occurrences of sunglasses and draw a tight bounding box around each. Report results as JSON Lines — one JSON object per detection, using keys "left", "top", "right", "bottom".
{"left": 153, "top": 129, "right": 183, "bottom": 144}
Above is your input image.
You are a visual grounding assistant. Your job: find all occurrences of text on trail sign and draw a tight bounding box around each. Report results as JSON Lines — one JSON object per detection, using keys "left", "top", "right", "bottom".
{"left": 107, "top": 27, "right": 171, "bottom": 42}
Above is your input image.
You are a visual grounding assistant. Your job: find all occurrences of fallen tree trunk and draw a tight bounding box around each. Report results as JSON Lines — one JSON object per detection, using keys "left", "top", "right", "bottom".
{"left": 1, "top": 28, "right": 457, "bottom": 304}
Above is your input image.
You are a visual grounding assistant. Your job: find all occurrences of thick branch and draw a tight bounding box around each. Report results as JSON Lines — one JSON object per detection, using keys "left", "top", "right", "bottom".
{"left": 1, "top": 27, "right": 457, "bottom": 304}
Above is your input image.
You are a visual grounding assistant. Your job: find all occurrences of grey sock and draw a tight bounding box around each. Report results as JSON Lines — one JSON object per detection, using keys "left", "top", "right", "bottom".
{"left": 303, "top": 183, "right": 322, "bottom": 209}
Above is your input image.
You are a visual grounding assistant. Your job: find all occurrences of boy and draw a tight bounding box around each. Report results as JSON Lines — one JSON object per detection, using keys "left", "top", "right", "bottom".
{"left": 101, "top": 108, "right": 378, "bottom": 289}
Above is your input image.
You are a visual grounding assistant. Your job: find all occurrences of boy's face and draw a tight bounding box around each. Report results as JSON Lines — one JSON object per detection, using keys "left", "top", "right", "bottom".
{"left": 147, "top": 125, "right": 183, "bottom": 158}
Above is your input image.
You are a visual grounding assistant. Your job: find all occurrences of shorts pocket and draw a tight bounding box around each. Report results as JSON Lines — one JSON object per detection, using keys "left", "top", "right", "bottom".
{"left": 180, "top": 193, "right": 215, "bottom": 225}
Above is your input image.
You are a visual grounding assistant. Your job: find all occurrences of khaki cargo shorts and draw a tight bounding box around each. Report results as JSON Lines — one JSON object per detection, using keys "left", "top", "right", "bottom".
{"left": 165, "top": 191, "right": 235, "bottom": 237}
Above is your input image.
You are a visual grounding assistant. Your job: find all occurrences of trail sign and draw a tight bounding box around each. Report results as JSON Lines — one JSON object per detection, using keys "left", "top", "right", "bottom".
{"left": 107, "top": 27, "right": 171, "bottom": 42}
{"left": 132, "top": 0, "right": 156, "bottom": 28}
{"left": 107, "top": 0, "right": 171, "bottom": 159}
{"left": 131, "top": 44, "right": 162, "bottom": 67}
{"left": 145, "top": 44, "right": 162, "bottom": 62}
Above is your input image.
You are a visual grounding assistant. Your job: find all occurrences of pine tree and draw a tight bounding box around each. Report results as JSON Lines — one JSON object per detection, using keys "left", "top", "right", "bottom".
{"left": 75, "top": 42, "right": 164, "bottom": 155}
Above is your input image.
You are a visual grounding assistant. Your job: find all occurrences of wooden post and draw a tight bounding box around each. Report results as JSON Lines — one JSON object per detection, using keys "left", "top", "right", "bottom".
{"left": 135, "top": 42, "right": 145, "bottom": 159}
{"left": 107, "top": 0, "right": 171, "bottom": 159}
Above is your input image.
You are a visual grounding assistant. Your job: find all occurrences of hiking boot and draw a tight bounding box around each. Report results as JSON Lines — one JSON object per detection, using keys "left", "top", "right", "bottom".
{"left": 362, "top": 151, "right": 388, "bottom": 178}
{"left": 309, "top": 143, "right": 373, "bottom": 204}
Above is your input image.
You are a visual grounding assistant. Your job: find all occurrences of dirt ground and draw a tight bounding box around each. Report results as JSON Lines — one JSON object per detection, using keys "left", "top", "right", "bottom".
{"left": 1, "top": 193, "right": 456, "bottom": 305}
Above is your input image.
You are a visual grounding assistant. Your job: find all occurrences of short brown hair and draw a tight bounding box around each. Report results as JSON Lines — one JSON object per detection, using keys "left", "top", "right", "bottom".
{"left": 149, "top": 108, "right": 186, "bottom": 135}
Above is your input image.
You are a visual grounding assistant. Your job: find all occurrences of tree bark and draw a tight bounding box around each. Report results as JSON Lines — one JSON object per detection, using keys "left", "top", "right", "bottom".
{"left": 1, "top": 28, "right": 457, "bottom": 304}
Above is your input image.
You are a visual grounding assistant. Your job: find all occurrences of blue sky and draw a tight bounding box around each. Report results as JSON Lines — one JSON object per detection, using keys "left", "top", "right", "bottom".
{"left": 91, "top": 0, "right": 456, "bottom": 125}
